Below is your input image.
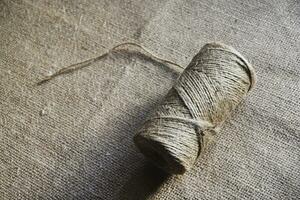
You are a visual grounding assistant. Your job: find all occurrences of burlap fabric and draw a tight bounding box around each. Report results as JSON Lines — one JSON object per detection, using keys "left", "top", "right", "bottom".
{"left": 0, "top": 0, "right": 299, "bottom": 199}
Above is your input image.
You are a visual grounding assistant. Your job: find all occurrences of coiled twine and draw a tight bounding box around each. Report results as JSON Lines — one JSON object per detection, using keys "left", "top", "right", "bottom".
{"left": 134, "top": 43, "right": 256, "bottom": 174}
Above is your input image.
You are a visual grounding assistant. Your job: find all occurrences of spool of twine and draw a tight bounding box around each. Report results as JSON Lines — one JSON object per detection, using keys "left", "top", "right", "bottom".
{"left": 134, "top": 43, "right": 256, "bottom": 174}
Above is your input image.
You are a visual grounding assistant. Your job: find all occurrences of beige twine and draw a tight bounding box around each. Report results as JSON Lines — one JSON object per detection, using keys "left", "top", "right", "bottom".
{"left": 37, "top": 42, "right": 256, "bottom": 175}
{"left": 37, "top": 42, "right": 183, "bottom": 85}
{"left": 134, "top": 43, "right": 256, "bottom": 174}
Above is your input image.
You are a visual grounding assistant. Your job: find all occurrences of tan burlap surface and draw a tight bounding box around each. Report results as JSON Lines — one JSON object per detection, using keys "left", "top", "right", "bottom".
{"left": 0, "top": 0, "right": 299, "bottom": 199}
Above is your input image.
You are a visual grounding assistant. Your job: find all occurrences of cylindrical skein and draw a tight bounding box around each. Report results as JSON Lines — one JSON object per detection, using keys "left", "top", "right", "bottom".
{"left": 134, "top": 43, "right": 256, "bottom": 174}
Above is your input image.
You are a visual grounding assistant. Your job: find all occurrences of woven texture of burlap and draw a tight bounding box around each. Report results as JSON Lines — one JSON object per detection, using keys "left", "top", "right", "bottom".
{"left": 0, "top": 0, "right": 299, "bottom": 199}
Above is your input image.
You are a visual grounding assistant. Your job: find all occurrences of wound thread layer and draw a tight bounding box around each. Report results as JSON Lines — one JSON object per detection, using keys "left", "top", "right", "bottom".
{"left": 134, "top": 43, "right": 256, "bottom": 174}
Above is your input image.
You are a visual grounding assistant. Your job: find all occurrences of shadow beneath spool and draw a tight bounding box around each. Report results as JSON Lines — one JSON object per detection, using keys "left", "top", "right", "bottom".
{"left": 118, "top": 162, "right": 170, "bottom": 200}
{"left": 35, "top": 49, "right": 178, "bottom": 199}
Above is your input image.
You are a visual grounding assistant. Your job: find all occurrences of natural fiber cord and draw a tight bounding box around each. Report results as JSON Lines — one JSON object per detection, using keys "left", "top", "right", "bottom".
{"left": 37, "top": 42, "right": 183, "bottom": 85}
{"left": 134, "top": 43, "right": 256, "bottom": 174}
{"left": 37, "top": 41, "right": 256, "bottom": 175}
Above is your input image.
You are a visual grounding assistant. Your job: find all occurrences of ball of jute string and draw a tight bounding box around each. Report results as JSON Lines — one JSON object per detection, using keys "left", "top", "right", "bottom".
{"left": 134, "top": 43, "right": 256, "bottom": 174}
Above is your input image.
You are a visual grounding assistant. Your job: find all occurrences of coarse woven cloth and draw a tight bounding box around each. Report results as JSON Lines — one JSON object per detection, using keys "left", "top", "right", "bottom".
{"left": 0, "top": 0, "right": 299, "bottom": 199}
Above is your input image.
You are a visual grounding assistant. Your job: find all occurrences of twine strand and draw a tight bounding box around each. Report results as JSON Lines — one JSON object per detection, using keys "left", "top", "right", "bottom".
{"left": 37, "top": 42, "right": 183, "bottom": 85}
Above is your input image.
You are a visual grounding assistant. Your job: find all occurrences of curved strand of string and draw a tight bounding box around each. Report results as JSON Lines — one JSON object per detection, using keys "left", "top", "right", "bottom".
{"left": 149, "top": 115, "right": 217, "bottom": 158}
{"left": 111, "top": 42, "right": 183, "bottom": 70}
{"left": 150, "top": 116, "right": 214, "bottom": 130}
{"left": 37, "top": 42, "right": 184, "bottom": 85}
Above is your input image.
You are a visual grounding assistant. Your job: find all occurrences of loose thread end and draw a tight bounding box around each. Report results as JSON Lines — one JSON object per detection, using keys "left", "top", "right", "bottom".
{"left": 36, "top": 42, "right": 183, "bottom": 86}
